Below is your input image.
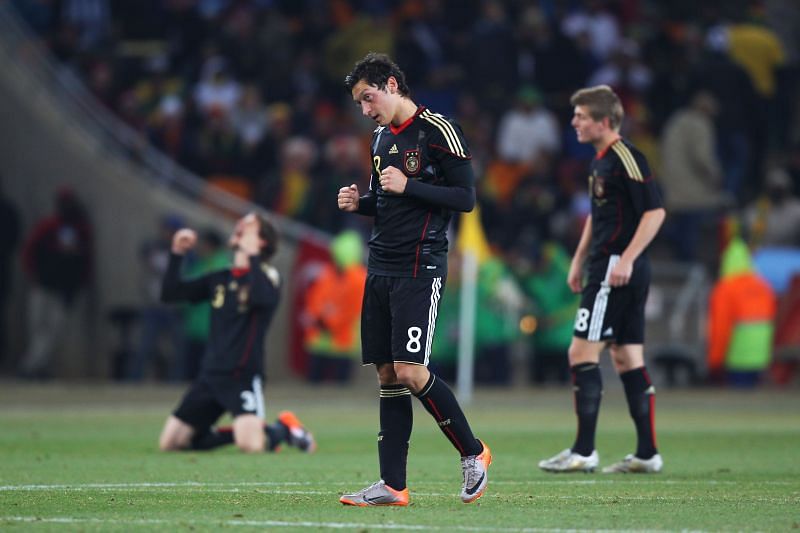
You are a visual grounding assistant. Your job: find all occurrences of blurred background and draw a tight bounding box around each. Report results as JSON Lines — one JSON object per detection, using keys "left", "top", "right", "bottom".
{"left": 0, "top": 0, "right": 798, "bottom": 389}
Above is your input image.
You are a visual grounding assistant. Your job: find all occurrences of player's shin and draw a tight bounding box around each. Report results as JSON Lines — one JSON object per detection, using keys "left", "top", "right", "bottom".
{"left": 414, "top": 373, "right": 482, "bottom": 457}
{"left": 379, "top": 384, "right": 413, "bottom": 490}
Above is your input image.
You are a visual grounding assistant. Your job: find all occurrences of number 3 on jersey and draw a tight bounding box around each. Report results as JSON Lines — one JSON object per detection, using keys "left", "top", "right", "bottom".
{"left": 574, "top": 308, "right": 590, "bottom": 332}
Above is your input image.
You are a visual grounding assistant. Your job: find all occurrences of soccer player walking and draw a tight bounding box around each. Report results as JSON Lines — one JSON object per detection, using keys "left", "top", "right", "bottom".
{"left": 158, "top": 213, "right": 315, "bottom": 455}
{"left": 539, "top": 85, "right": 666, "bottom": 474}
{"left": 337, "top": 53, "right": 491, "bottom": 506}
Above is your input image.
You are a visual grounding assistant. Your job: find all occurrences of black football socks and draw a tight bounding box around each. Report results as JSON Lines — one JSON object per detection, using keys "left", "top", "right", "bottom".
{"left": 190, "top": 427, "right": 234, "bottom": 450}
{"left": 265, "top": 421, "right": 289, "bottom": 452}
{"left": 415, "top": 373, "right": 482, "bottom": 457}
{"left": 621, "top": 367, "right": 658, "bottom": 459}
{"left": 190, "top": 422, "right": 288, "bottom": 451}
{"left": 379, "top": 384, "right": 413, "bottom": 490}
{"left": 571, "top": 362, "right": 602, "bottom": 457}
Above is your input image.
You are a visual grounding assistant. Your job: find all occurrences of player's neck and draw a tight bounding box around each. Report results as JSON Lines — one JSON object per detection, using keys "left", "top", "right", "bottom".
{"left": 593, "top": 132, "right": 621, "bottom": 153}
{"left": 391, "top": 98, "right": 418, "bottom": 126}
{"left": 233, "top": 251, "right": 250, "bottom": 268}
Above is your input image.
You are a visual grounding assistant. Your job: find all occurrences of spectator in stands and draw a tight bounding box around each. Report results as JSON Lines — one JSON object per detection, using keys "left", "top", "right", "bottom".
{"left": 495, "top": 85, "right": 561, "bottom": 171}
{"left": 302, "top": 230, "right": 366, "bottom": 384}
{"left": 744, "top": 167, "right": 800, "bottom": 249}
{"left": 660, "top": 90, "right": 731, "bottom": 262}
{"left": 708, "top": 237, "right": 776, "bottom": 387}
{"left": 18, "top": 187, "right": 93, "bottom": 379}
{"left": 690, "top": 27, "right": 758, "bottom": 201}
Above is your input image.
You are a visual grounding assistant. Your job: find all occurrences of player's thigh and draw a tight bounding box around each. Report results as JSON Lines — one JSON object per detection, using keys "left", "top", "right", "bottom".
{"left": 391, "top": 276, "right": 445, "bottom": 366}
{"left": 173, "top": 379, "right": 226, "bottom": 434}
{"left": 609, "top": 344, "right": 644, "bottom": 373}
{"left": 567, "top": 336, "right": 606, "bottom": 366}
{"left": 159, "top": 415, "right": 195, "bottom": 451}
{"left": 213, "top": 374, "right": 266, "bottom": 420}
{"left": 361, "top": 275, "right": 393, "bottom": 366}
{"left": 232, "top": 414, "right": 265, "bottom": 453}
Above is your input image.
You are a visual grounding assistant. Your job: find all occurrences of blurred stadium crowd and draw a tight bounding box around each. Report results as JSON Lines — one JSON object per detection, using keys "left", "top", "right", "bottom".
{"left": 11, "top": 0, "right": 800, "bottom": 257}
{"left": 5, "top": 0, "right": 800, "bottom": 385}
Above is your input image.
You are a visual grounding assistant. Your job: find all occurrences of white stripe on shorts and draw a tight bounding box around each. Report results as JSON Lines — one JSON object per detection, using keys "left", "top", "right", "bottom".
{"left": 587, "top": 255, "right": 619, "bottom": 341}
{"left": 252, "top": 375, "right": 265, "bottom": 419}
{"left": 424, "top": 277, "right": 442, "bottom": 366}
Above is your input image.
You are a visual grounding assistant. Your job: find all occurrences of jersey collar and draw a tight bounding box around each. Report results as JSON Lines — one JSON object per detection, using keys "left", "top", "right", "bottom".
{"left": 596, "top": 136, "right": 622, "bottom": 160}
{"left": 390, "top": 106, "right": 425, "bottom": 135}
{"left": 231, "top": 267, "right": 250, "bottom": 278}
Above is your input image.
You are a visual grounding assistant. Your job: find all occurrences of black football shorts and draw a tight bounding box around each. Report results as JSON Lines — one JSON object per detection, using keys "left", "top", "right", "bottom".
{"left": 361, "top": 274, "right": 445, "bottom": 366}
{"left": 173, "top": 373, "right": 265, "bottom": 430}
{"left": 573, "top": 254, "right": 650, "bottom": 345}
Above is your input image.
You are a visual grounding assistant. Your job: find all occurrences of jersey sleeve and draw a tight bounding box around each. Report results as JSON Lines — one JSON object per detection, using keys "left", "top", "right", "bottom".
{"left": 160, "top": 253, "right": 214, "bottom": 304}
{"left": 425, "top": 115, "right": 471, "bottom": 161}
{"left": 401, "top": 114, "right": 475, "bottom": 211}
{"left": 614, "top": 144, "right": 663, "bottom": 215}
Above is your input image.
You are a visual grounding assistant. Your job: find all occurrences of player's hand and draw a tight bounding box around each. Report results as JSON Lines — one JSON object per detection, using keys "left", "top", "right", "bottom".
{"left": 609, "top": 258, "right": 633, "bottom": 287}
{"left": 338, "top": 184, "right": 360, "bottom": 212}
{"left": 172, "top": 229, "right": 197, "bottom": 255}
{"left": 567, "top": 260, "right": 583, "bottom": 293}
{"left": 379, "top": 166, "right": 408, "bottom": 194}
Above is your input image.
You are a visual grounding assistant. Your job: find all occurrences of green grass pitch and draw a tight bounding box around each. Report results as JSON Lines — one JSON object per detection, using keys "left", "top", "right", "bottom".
{"left": 1, "top": 382, "right": 798, "bottom": 531}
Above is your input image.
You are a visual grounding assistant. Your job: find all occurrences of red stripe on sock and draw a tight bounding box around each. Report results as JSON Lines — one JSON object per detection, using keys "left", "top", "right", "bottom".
{"left": 425, "top": 397, "right": 465, "bottom": 455}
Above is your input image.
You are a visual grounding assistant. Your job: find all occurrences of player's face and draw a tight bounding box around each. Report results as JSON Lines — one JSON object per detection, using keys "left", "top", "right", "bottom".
{"left": 229, "top": 213, "right": 260, "bottom": 250}
{"left": 571, "top": 105, "right": 607, "bottom": 145}
{"left": 351, "top": 79, "right": 398, "bottom": 126}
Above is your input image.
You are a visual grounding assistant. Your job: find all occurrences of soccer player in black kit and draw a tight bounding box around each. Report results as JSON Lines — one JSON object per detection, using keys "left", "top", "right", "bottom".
{"left": 158, "top": 213, "right": 315, "bottom": 455}
{"left": 539, "top": 85, "right": 666, "bottom": 474}
{"left": 337, "top": 53, "right": 491, "bottom": 506}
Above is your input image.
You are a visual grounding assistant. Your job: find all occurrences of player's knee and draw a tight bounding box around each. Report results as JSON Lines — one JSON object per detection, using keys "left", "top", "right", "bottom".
{"left": 159, "top": 435, "right": 184, "bottom": 452}
{"left": 393, "top": 364, "right": 427, "bottom": 392}
{"left": 233, "top": 428, "right": 267, "bottom": 453}
{"left": 235, "top": 435, "right": 265, "bottom": 453}
{"left": 376, "top": 363, "right": 398, "bottom": 385}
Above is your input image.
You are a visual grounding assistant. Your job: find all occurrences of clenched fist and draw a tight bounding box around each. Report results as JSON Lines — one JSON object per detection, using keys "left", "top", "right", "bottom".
{"left": 338, "top": 184, "right": 360, "bottom": 212}
{"left": 171, "top": 228, "right": 197, "bottom": 255}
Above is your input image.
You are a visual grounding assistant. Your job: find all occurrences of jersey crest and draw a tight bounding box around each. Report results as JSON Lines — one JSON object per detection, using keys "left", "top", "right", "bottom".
{"left": 589, "top": 171, "right": 607, "bottom": 205}
{"left": 404, "top": 149, "right": 420, "bottom": 175}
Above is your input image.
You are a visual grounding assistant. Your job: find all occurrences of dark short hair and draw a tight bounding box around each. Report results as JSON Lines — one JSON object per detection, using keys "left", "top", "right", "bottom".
{"left": 344, "top": 52, "right": 410, "bottom": 96}
{"left": 570, "top": 85, "right": 624, "bottom": 132}
{"left": 255, "top": 213, "right": 278, "bottom": 261}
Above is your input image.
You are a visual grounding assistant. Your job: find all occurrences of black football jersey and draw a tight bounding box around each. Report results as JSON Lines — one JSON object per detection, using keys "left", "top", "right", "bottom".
{"left": 358, "top": 106, "right": 475, "bottom": 278}
{"left": 161, "top": 254, "right": 281, "bottom": 377}
{"left": 587, "top": 138, "right": 663, "bottom": 260}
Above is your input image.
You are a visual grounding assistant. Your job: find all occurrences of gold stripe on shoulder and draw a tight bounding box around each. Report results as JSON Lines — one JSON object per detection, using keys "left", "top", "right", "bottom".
{"left": 420, "top": 109, "right": 466, "bottom": 157}
{"left": 611, "top": 143, "right": 643, "bottom": 181}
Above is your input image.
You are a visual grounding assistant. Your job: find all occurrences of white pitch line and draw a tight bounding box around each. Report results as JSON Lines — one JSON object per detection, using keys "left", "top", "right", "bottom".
{"left": 0, "top": 479, "right": 796, "bottom": 493}
{"left": 0, "top": 516, "right": 693, "bottom": 533}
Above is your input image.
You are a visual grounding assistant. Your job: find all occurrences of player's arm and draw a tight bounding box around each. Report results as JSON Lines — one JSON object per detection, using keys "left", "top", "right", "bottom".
{"left": 609, "top": 209, "right": 666, "bottom": 287}
{"left": 610, "top": 149, "right": 666, "bottom": 287}
{"left": 568, "top": 215, "right": 592, "bottom": 293}
{"left": 338, "top": 182, "right": 377, "bottom": 216}
{"left": 401, "top": 158, "right": 475, "bottom": 212}
{"left": 161, "top": 229, "right": 212, "bottom": 303}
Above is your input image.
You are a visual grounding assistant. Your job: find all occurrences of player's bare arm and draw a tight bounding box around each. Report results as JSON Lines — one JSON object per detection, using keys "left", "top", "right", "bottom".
{"left": 337, "top": 184, "right": 360, "bottom": 212}
{"left": 610, "top": 208, "right": 666, "bottom": 287}
{"left": 172, "top": 228, "right": 197, "bottom": 255}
